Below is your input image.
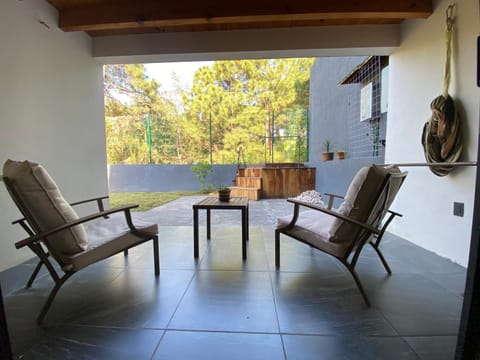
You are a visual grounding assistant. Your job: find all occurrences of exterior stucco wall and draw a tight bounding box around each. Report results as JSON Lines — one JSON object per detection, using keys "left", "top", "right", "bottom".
{"left": 0, "top": 0, "right": 106, "bottom": 271}
{"left": 386, "top": 0, "right": 479, "bottom": 266}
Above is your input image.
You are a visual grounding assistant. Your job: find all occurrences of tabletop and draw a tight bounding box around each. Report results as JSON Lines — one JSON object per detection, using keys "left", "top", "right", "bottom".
{"left": 193, "top": 197, "right": 249, "bottom": 209}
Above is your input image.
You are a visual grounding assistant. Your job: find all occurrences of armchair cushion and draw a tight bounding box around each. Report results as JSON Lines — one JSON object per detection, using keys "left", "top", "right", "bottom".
{"left": 64, "top": 217, "right": 158, "bottom": 271}
{"left": 331, "top": 165, "right": 394, "bottom": 243}
{"left": 3, "top": 159, "right": 88, "bottom": 255}
{"left": 277, "top": 210, "right": 349, "bottom": 258}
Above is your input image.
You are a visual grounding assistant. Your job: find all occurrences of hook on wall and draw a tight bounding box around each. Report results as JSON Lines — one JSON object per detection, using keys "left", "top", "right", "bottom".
{"left": 38, "top": 20, "right": 50, "bottom": 29}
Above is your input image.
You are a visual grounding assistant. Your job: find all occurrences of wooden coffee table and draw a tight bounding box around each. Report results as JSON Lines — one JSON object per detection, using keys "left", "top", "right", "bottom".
{"left": 193, "top": 197, "right": 249, "bottom": 259}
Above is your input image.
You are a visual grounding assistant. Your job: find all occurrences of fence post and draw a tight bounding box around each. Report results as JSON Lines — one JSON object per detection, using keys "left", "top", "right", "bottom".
{"left": 271, "top": 110, "right": 275, "bottom": 163}
{"left": 306, "top": 109, "right": 310, "bottom": 162}
{"left": 209, "top": 112, "right": 213, "bottom": 165}
{"left": 146, "top": 113, "right": 152, "bottom": 164}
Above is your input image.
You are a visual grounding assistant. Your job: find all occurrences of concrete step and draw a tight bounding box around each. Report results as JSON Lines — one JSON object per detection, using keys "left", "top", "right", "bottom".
{"left": 230, "top": 186, "right": 261, "bottom": 200}
{"left": 235, "top": 176, "right": 262, "bottom": 188}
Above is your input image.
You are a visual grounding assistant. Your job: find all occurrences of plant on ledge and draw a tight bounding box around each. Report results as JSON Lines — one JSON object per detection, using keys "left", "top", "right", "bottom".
{"left": 322, "top": 140, "right": 334, "bottom": 161}
{"left": 336, "top": 149, "right": 346, "bottom": 160}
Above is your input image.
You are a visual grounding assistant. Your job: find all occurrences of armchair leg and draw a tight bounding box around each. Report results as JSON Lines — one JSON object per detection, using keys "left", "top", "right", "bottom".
{"left": 370, "top": 243, "right": 392, "bottom": 275}
{"left": 153, "top": 236, "right": 160, "bottom": 276}
{"left": 369, "top": 212, "right": 397, "bottom": 275}
{"left": 26, "top": 260, "right": 44, "bottom": 288}
{"left": 275, "top": 231, "right": 280, "bottom": 268}
{"left": 346, "top": 265, "right": 371, "bottom": 307}
{"left": 37, "top": 272, "right": 74, "bottom": 325}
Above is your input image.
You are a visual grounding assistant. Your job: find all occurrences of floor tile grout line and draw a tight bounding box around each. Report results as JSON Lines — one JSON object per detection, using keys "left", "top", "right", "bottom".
{"left": 150, "top": 329, "right": 167, "bottom": 360}
{"left": 156, "top": 328, "right": 281, "bottom": 335}
{"left": 401, "top": 334, "right": 461, "bottom": 338}
{"left": 371, "top": 294, "right": 409, "bottom": 345}
{"left": 399, "top": 336, "right": 423, "bottom": 360}
{"left": 143, "top": 326, "right": 443, "bottom": 338}
{"left": 149, "top": 269, "right": 197, "bottom": 358}
{"left": 146, "top": 328, "right": 443, "bottom": 337}
{"left": 150, "top": 241, "right": 211, "bottom": 358}
{"left": 261, "top": 215, "right": 288, "bottom": 360}
{"left": 52, "top": 321, "right": 454, "bottom": 339}
{"left": 421, "top": 275, "right": 465, "bottom": 300}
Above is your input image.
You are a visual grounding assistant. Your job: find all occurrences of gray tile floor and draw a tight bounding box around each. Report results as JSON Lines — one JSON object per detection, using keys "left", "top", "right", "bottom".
{"left": 2, "top": 196, "right": 466, "bottom": 359}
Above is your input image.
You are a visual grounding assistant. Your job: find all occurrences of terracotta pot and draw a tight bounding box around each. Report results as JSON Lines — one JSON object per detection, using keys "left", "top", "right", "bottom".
{"left": 218, "top": 188, "right": 231, "bottom": 202}
{"left": 336, "top": 151, "right": 346, "bottom": 160}
{"left": 322, "top": 152, "right": 334, "bottom": 161}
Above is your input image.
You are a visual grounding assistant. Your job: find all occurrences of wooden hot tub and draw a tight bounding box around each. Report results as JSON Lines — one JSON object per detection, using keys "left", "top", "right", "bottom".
{"left": 237, "top": 163, "right": 316, "bottom": 199}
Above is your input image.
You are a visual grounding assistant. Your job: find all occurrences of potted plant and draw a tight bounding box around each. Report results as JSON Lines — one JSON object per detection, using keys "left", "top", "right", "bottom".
{"left": 218, "top": 184, "right": 231, "bottom": 202}
{"left": 336, "top": 149, "right": 346, "bottom": 160}
{"left": 322, "top": 140, "right": 334, "bottom": 161}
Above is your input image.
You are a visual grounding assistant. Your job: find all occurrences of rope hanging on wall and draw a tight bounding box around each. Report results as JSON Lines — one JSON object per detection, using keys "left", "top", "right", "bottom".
{"left": 421, "top": 4, "right": 463, "bottom": 177}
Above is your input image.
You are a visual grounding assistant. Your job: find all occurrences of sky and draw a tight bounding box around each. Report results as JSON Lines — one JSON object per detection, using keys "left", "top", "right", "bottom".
{"left": 144, "top": 61, "right": 213, "bottom": 92}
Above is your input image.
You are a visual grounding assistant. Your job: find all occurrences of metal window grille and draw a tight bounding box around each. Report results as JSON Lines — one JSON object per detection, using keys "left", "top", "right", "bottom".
{"left": 342, "top": 56, "right": 387, "bottom": 159}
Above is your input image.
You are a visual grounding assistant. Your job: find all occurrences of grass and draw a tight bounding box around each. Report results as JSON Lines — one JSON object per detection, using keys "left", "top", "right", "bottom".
{"left": 109, "top": 191, "right": 202, "bottom": 211}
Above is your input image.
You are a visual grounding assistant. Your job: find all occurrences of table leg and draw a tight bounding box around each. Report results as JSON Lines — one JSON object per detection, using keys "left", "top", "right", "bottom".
{"left": 242, "top": 207, "right": 247, "bottom": 259}
{"left": 193, "top": 208, "right": 199, "bottom": 258}
{"left": 246, "top": 205, "right": 249, "bottom": 241}
{"left": 206, "top": 208, "right": 211, "bottom": 240}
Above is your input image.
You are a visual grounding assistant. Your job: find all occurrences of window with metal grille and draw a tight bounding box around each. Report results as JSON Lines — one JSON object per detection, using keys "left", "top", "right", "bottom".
{"left": 339, "top": 56, "right": 388, "bottom": 159}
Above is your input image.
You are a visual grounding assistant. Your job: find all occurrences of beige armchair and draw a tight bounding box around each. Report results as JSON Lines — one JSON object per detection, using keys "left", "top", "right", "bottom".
{"left": 275, "top": 165, "right": 407, "bottom": 306}
{"left": 2, "top": 159, "right": 160, "bottom": 324}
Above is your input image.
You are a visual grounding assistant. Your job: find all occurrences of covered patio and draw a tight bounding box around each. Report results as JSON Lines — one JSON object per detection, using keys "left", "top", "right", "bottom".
{"left": 2, "top": 196, "right": 465, "bottom": 359}
{"left": 1, "top": 0, "right": 479, "bottom": 358}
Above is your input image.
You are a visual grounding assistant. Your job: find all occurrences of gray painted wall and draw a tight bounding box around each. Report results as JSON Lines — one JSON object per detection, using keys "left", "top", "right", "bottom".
{"left": 108, "top": 160, "right": 383, "bottom": 204}
{"left": 309, "top": 57, "right": 387, "bottom": 160}
{"left": 309, "top": 57, "right": 365, "bottom": 158}
{"left": 307, "top": 57, "right": 386, "bottom": 205}
{"left": 109, "top": 164, "right": 238, "bottom": 192}
{"left": 308, "top": 157, "right": 384, "bottom": 207}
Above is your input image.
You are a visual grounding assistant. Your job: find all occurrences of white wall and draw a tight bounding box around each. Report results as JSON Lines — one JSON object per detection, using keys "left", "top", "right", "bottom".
{"left": 387, "top": 0, "right": 479, "bottom": 266}
{"left": 0, "top": 0, "right": 107, "bottom": 271}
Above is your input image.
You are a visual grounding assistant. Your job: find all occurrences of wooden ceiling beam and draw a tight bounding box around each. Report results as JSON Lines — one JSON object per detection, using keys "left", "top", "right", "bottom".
{"left": 53, "top": 0, "right": 432, "bottom": 32}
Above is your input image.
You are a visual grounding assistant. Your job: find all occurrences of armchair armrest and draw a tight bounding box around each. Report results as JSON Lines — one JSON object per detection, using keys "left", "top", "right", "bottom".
{"left": 323, "top": 193, "right": 344, "bottom": 209}
{"left": 12, "top": 195, "right": 110, "bottom": 231}
{"left": 70, "top": 195, "right": 109, "bottom": 219}
{"left": 286, "top": 198, "right": 380, "bottom": 235}
{"left": 324, "top": 193, "right": 344, "bottom": 199}
{"left": 12, "top": 218, "right": 35, "bottom": 236}
{"left": 387, "top": 209, "right": 403, "bottom": 218}
{"left": 15, "top": 204, "right": 139, "bottom": 249}
{"left": 70, "top": 195, "right": 109, "bottom": 211}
